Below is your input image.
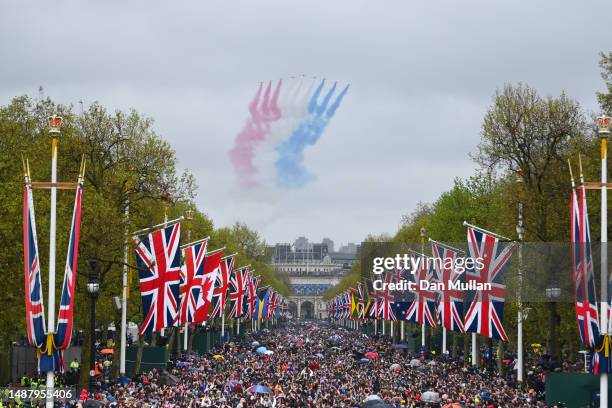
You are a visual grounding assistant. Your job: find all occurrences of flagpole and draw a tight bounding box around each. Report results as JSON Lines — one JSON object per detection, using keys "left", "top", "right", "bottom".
{"left": 516, "top": 176, "right": 525, "bottom": 384}
{"left": 160, "top": 208, "right": 169, "bottom": 338}
{"left": 400, "top": 321, "right": 405, "bottom": 341}
{"left": 462, "top": 223, "right": 479, "bottom": 366}
{"left": 120, "top": 203, "right": 129, "bottom": 375}
{"left": 221, "top": 314, "right": 225, "bottom": 341}
{"left": 463, "top": 221, "right": 512, "bottom": 242}
{"left": 442, "top": 328, "right": 447, "bottom": 354}
{"left": 46, "top": 115, "right": 62, "bottom": 408}
{"left": 472, "top": 333, "right": 477, "bottom": 366}
{"left": 597, "top": 114, "right": 610, "bottom": 408}
{"left": 420, "top": 227, "right": 426, "bottom": 349}
{"left": 183, "top": 210, "right": 193, "bottom": 351}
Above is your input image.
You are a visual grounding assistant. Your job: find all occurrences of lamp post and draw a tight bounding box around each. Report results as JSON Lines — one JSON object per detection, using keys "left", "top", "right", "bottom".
{"left": 87, "top": 259, "right": 100, "bottom": 392}
{"left": 544, "top": 285, "right": 561, "bottom": 300}
{"left": 516, "top": 174, "right": 525, "bottom": 384}
{"left": 545, "top": 282, "right": 561, "bottom": 368}
{"left": 597, "top": 113, "right": 611, "bottom": 408}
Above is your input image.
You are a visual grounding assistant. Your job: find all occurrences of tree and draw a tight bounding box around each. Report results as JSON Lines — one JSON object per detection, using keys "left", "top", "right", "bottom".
{"left": 598, "top": 51, "right": 612, "bottom": 113}
{"left": 0, "top": 95, "right": 289, "bottom": 386}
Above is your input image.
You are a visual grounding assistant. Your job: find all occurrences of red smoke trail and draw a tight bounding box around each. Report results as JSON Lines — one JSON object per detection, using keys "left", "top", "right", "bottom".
{"left": 229, "top": 80, "right": 282, "bottom": 188}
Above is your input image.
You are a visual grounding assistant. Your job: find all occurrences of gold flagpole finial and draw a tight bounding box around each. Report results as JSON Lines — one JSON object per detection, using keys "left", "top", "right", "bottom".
{"left": 578, "top": 154, "right": 584, "bottom": 181}
{"left": 567, "top": 158, "right": 575, "bottom": 183}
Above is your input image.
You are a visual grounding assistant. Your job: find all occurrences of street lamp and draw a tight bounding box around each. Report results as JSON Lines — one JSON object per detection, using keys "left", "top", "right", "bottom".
{"left": 545, "top": 285, "right": 561, "bottom": 300}
{"left": 87, "top": 259, "right": 100, "bottom": 392}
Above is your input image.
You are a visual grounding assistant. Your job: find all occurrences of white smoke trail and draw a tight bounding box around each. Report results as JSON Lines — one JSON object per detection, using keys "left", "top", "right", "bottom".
{"left": 254, "top": 77, "right": 316, "bottom": 188}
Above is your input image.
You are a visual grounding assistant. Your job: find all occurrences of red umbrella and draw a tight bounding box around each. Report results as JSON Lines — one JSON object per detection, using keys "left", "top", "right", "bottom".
{"left": 309, "top": 361, "right": 319, "bottom": 370}
{"left": 365, "top": 352, "right": 379, "bottom": 359}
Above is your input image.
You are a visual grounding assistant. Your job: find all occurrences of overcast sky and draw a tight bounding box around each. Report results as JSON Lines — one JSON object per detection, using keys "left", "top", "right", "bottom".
{"left": 1, "top": 1, "right": 610, "bottom": 246}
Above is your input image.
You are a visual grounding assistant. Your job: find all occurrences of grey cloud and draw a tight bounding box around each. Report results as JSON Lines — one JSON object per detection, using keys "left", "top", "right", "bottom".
{"left": 1, "top": 0, "right": 609, "bottom": 244}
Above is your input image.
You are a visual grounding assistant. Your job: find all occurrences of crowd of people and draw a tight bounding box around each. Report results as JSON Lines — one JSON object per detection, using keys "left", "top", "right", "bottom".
{"left": 58, "top": 321, "right": 559, "bottom": 408}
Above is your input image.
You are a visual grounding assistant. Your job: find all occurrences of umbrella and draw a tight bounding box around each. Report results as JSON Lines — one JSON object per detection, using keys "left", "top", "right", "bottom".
{"left": 256, "top": 346, "right": 268, "bottom": 354}
{"left": 361, "top": 401, "right": 391, "bottom": 408}
{"left": 212, "top": 355, "right": 224, "bottom": 360}
{"left": 359, "top": 358, "right": 370, "bottom": 363}
{"left": 315, "top": 353, "right": 324, "bottom": 358}
{"left": 409, "top": 359, "right": 422, "bottom": 368}
{"left": 390, "top": 363, "right": 401, "bottom": 372}
{"left": 100, "top": 348, "right": 113, "bottom": 354}
{"left": 159, "top": 373, "right": 179, "bottom": 386}
{"left": 252, "top": 341, "right": 260, "bottom": 347}
{"left": 421, "top": 391, "right": 441, "bottom": 403}
{"left": 365, "top": 352, "right": 379, "bottom": 359}
{"left": 264, "top": 350, "right": 274, "bottom": 355}
{"left": 393, "top": 343, "right": 409, "bottom": 349}
{"left": 248, "top": 384, "right": 272, "bottom": 394}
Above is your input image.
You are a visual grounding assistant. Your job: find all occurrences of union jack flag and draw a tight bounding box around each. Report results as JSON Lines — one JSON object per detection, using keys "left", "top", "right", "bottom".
{"left": 405, "top": 257, "right": 437, "bottom": 327}
{"left": 356, "top": 282, "right": 365, "bottom": 319}
{"left": 193, "top": 248, "right": 223, "bottom": 323}
{"left": 571, "top": 183, "right": 600, "bottom": 347}
{"left": 431, "top": 242, "right": 465, "bottom": 333}
{"left": 367, "top": 280, "right": 380, "bottom": 320}
{"left": 178, "top": 238, "right": 208, "bottom": 325}
{"left": 133, "top": 222, "right": 182, "bottom": 335}
{"left": 229, "top": 266, "right": 249, "bottom": 318}
{"left": 344, "top": 290, "right": 352, "bottom": 318}
{"left": 211, "top": 254, "right": 235, "bottom": 318}
{"left": 54, "top": 179, "right": 84, "bottom": 350}
{"left": 279, "top": 297, "right": 288, "bottom": 317}
{"left": 378, "top": 272, "right": 396, "bottom": 321}
{"left": 23, "top": 179, "right": 46, "bottom": 348}
{"left": 464, "top": 225, "right": 514, "bottom": 341}
{"left": 245, "top": 272, "right": 260, "bottom": 319}
{"left": 267, "top": 290, "right": 280, "bottom": 319}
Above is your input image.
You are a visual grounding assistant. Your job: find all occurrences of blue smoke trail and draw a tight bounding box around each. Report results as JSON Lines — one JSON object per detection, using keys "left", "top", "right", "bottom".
{"left": 275, "top": 82, "right": 349, "bottom": 188}
{"left": 307, "top": 79, "right": 326, "bottom": 114}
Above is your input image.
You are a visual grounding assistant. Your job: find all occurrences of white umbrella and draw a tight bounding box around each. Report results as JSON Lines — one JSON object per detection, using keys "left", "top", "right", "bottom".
{"left": 421, "top": 391, "right": 440, "bottom": 403}
{"left": 409, "top": 359, "right": 422, "bottom": 368}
